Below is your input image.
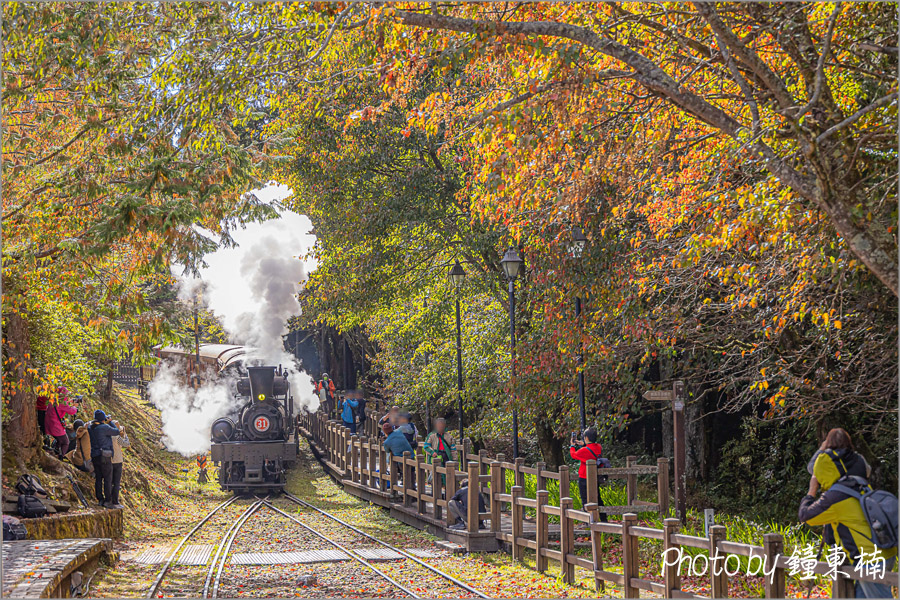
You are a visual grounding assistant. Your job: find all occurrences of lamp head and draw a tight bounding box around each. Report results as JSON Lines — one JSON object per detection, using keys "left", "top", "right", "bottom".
{"left": 450, "top": 259, "right": 466, "bottom": 288}
{"left": 500, "top": 247, "right": 523, "bottom": 280}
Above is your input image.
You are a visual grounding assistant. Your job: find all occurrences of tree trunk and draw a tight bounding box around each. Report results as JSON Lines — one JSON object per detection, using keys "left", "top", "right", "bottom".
{"left": 2, "top": 311, "right": 40, "bottom": 463}
{"left": 535, "top": 417, "right": 565, "bottom": 468}
{"left": 684, "top": 397, "right": 708, "bottom": 486}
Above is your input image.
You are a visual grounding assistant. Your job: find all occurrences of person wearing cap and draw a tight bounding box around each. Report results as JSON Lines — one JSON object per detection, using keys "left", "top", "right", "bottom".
{"left": 88, "top": 410, "right": 119, "bottom": 507}
{"left": 44, "top": 387, "right": 78, "bottom": 457}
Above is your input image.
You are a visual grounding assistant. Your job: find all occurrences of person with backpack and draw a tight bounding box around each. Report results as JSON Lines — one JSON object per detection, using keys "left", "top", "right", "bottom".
{"left": 65, "top": 420, "right": 93, "bottom": 474}
{"left": 108, "top": 420, "right": 130, "bottom": 509}
{"left": 397, "top": 412, "right": 418, "bottom": 451}
{"left": 424, "top": 417, "right": 455, "bottom": 485}
{"left": 340, "top": 394, "right": 359, "bottom": 434}
{"left": 43, "top": 387, "right": 78, "bottom": 458}
{"left": 88, "top": 410, "right": 120, "bottom": 507}
{"left": 569, "top": 427, "right": 609, "bottom": 522}
{"left": 799, "top": 428, "right": 897, "bottom": 598}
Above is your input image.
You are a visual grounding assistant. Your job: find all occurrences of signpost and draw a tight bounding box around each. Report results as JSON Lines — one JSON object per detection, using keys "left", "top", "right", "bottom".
{"left": 704, "top": 508, "right": 716, "bottom": 538}
{"left": 643, "top": 380, "right": 687, "bottom": 523}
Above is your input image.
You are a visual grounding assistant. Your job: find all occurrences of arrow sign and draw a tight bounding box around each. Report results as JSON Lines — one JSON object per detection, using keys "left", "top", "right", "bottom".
{"left": 643, "top": 389, "right": 675, "bottom": 402}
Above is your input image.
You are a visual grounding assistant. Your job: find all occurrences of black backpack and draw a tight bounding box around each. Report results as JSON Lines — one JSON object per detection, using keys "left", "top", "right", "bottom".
{"left": 17, "top": 494, "right": 48, "bottom": 519}
{"left": 16, "top": 474, "right": 49, "bottom": 498}
{"left": 2, "top": 516, "right": 27, "bottom": 540}
{"left": 585, "top": 447, "right": 610, "bottom": 484}
{"left": 831, "top": 475, "right": 899, "bottom": 550}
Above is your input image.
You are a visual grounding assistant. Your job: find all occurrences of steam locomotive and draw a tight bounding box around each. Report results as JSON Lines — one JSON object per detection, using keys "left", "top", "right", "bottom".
{"left": 209, "top": 365, "right": 299, "bottom": 494}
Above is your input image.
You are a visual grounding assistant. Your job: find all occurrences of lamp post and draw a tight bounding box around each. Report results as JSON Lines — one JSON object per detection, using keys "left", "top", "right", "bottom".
{"left": 569, "top": 226, "right": 588, "bottom": 431}
{"left": 423, "top": 299, "right": 432, "bottom": 433}
{"left": 500, "top": 247, "right": 524, "bottom": 458}
{"left": 450, "top": 260, "right": 466, "bottom": 443}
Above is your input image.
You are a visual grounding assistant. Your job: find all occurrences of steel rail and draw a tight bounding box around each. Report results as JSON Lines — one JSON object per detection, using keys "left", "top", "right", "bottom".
{"left": 283, "top": 492, "right": 490, "bottom": 599}
{"left": 260, "top": 499, "right": 421, "bottom": 598}
{"left": 206, "top": 497, "right": 267, "bottom": 598}
{"left": 145, "top": 495, "right": 238, "bottom": 599}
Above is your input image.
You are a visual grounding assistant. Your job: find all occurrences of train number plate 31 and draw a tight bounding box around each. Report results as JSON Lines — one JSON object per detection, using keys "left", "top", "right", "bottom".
{"left": 255, "top": 416, "right": 270, "bottom": 432}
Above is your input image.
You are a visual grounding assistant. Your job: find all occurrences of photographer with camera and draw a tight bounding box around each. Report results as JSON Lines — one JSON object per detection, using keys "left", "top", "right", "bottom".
{"left": 569, "top": 427, "right": 608, "bottom": 522}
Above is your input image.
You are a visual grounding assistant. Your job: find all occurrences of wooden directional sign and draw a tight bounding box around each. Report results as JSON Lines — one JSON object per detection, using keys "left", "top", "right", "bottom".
{"left": 643, "top": 389, "right": 675, "bottom": 402}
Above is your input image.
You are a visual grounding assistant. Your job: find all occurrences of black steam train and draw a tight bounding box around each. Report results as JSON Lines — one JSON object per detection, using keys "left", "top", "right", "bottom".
{"left": 210, "top": 365, "right": 298, "bottom": 494}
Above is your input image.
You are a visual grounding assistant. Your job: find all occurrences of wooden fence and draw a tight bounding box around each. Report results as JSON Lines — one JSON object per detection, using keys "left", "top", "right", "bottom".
{"left": 299, "top": 409, "right": 898, "bottom": 598}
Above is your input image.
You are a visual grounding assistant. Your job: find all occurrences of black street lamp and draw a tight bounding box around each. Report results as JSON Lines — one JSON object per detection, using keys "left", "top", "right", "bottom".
{"left": 423, "top": 299, "right": 432, "bottom": 433}
{"left": 450, "top": 260, "right": 466, "bottom": 443}
{"left": 500, "top": 247, "right": 524, "bottom": 458}
{"left": 568, "top": 227, "right": 588, "bottom": 431}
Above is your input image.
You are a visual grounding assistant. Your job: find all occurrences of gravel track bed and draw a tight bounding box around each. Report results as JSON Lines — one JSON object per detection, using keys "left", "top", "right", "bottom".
{"left": 275, "top": 500, "right": 442, "bottom": 551}
{"left": 217, "top": 562, "right": 411, "bottom": 598}
{"left": 229, "top": 503, "right": 336, "bottom": 553}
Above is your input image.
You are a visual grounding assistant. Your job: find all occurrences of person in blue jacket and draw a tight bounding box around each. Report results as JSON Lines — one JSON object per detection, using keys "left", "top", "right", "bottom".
{"left": 88, "top": 410, "right": 119, "bottom": 507}
{"left": 383, "top": 423, "right": 416, "bottom": 491}
{"left": 382, "top": 423, "right": 413, "bottom": 456}
{"left": 340, "top": 395, "right": 359, "bottom": 434}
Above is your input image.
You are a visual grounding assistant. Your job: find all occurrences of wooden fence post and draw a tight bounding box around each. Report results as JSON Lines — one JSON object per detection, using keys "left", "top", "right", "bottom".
{"left": 833, "top": 571, "right": 856, "bottom": 598}
{"left": 663, "top": 518, "right": 681, "bottom": 598}
{"left": 514, "top": 457, "right": 526, "bottom": 489}
{"left": 559, "top": 465, "right": 570, "bottom": 501}
{"left": 359, "top": 435, "right": 368, "bottom": 486}
{"left": 709, "top": 524, "right": 727, "bottom": 598}
{"left": 586, "top": 460, "right": 598, "bottom": 506}
{"left": 445, "top": 461, "right": 458, "bottom": 527}
{"left": 467, "top": 462, "right": 480, "bottom": 533}
{"left": 559, "top": 496, "right": 575, "bottom": 584}
{"left": 379, "top": 445, "right": 388, "bottom": 492}
{"left": 626, "top": 455, "right": 637, "bottom": 505}
{"left": 535, "top": 461, "right": 546, "bottom": 494}
{"left": 511, "top": 485, "right": 523, "bottom": 561}
{"left": 390, "top": 455, "right": 399, "bottom": 497}
{"left": 535, "top": 489, "right": 549, "bottom": 573}
{"left": 657, "top": 457, "right": 670, "bottom": 515}
{"left": 351, "top": 435, "right": 360, "bottom": 483}
{"left": 416, "top": 453, "right": 426, "bottom": 514}
{"left": 586, "top": 503, "right": 604, "bottom": 592}
{"left": 402, "top": 451, "right": 413, "bottom": 507}
{"left": 490, "top": 460, "right": 502, "bottom": 533}
{"left": 622, "top": 513, "right": 639, "bottom": 598}
{"left": 433, "top": 455, "right": 444, "bottom": 522}
{"left": 763, "top": 533, "right": 785, "bottom": 598}
{"left": 343, "top": 433, "right": 352, "bottom": 480}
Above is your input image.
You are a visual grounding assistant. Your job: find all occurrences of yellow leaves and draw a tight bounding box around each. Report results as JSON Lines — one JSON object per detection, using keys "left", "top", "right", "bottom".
{"left": 833, "top": 320, "right": 842, "bottom": 330}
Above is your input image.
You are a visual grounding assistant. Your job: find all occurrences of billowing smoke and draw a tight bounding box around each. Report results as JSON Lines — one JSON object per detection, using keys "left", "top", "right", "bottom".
{"left": 149, "top": 362, "right": 242, "bottom": 456}
{"left": 152, "top": 185, "right": 320, "bottom": 455}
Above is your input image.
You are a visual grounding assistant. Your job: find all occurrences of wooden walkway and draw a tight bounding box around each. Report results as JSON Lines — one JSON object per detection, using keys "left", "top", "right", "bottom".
{"left": 2, "top": 538, "right": 112, "bottom": 598}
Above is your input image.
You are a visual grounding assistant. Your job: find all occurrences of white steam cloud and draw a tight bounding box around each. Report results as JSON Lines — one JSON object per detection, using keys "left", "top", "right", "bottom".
{"left": 152, "top": 184, "right": 321, "bottom": 455}
{"left": 149, "top": 362, "right": 242, "bottom": 456}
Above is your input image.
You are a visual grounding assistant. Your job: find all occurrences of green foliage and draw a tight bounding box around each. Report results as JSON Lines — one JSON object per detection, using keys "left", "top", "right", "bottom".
{"left": 27, "top": 299, "right": 104, "bottom": 396}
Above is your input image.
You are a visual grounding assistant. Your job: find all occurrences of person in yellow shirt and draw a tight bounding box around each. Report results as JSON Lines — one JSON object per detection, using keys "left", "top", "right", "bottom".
{"left": 799, "top": 428, "right": 896, "bottom": 598}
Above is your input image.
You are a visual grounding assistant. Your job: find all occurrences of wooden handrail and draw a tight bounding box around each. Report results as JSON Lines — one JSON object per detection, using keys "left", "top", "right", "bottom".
{"left": 299, "top": 410, "right": 899, "bottom": 598}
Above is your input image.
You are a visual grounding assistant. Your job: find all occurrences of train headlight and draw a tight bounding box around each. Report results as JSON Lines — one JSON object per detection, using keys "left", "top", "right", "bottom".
{"left": 257, "top": 393, "right": 265, "bottom": 402}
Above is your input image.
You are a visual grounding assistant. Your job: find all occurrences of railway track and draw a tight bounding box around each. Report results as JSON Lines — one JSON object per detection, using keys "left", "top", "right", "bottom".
{"left": 281, "top": 492, "right": 490, "bottom": 599}
{"left": 145, "top": 491, "right": 488, "bottom": 599}
{"left": 145, "top": 495, "right": 241, "bottom": 599}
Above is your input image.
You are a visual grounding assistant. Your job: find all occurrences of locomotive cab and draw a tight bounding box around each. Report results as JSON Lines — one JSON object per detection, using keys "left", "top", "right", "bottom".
{"left": 209, "top": 365, "right": 299, "bottom": 494}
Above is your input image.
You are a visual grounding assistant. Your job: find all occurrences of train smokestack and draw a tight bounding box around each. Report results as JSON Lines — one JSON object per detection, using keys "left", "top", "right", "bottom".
{"left": 248, "top": 366, "right": 276, "bottom": 401}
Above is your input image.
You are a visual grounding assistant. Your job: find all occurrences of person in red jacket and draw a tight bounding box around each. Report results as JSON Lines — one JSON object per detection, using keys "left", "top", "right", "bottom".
{"left": 569, "top": 427, "right": 608, "bottom": 522}
{"left": 43, "top": 387, "right": 78, "bottom": 457}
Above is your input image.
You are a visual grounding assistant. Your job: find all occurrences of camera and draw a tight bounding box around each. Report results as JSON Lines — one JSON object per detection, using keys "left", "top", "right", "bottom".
{"left": 570, "top": 431, "right": 579, "bottom": 444}
{"left": 73, "top": 395, "right": 84, "bottom": 404}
